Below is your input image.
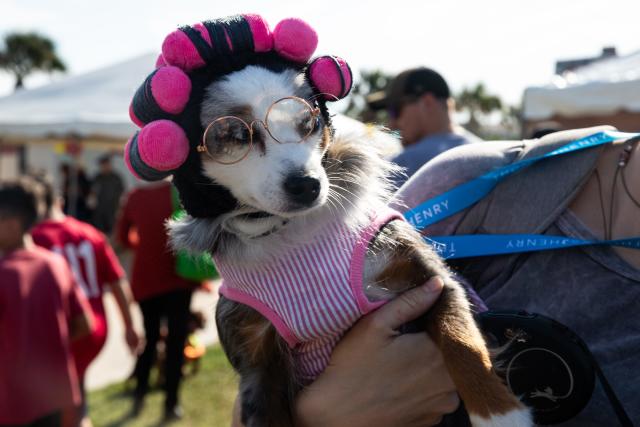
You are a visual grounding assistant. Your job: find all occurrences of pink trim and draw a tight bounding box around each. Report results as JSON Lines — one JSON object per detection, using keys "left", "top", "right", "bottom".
{"left": 220, "top": 284, "right": 300, "bottom": 348}
{"left": 349, "top": 210, "right": 405, "bottom": 314}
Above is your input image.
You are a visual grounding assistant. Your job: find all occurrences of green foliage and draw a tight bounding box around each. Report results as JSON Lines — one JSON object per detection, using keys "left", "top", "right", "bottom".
{"left": 455, "top": 83, "right": 502, "bottom": 133}
{"left": 88, "top": 345, "right": 237, "bottom": 426}
{"left": 343, "top": 69, "right": 394, "bottom": 123}
{"left": 0, "top": 32, "right": 66, "bottom": 90}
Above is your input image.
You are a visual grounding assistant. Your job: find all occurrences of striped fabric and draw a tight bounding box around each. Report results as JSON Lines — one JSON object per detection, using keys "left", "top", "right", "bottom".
{"left": 216, "top": 207, "right": 403, "bottom": 382}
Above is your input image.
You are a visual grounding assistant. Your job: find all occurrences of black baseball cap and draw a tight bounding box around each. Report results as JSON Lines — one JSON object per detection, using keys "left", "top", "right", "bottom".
{"left": 367, "top": 67, "right": 451, "bottom": 112}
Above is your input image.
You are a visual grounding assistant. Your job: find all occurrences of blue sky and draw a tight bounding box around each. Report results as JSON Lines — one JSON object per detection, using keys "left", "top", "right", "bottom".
{"left": 1, "top": 0, "right": 639, "bottom": 105}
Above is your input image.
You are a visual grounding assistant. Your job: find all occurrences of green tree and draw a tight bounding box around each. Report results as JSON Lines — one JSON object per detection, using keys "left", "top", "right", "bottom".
{"left": 455, "top": 83, "right": 502, "bottom": 135}
{"left": 0, "top": 32, "right": 66, "bottom": 90}
{"left": 343, "top": 69, "right": 394, "bottom": 123}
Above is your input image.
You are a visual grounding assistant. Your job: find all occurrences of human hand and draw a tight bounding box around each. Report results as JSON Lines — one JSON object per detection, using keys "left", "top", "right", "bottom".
{"left": 125, "top": 326, "right": 140, "bottom": 354}
{"left": 295, "top": 277, "right": 459, "bottom": 427}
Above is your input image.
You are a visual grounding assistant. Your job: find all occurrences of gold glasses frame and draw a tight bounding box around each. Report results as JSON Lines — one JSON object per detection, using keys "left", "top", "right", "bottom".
{"left": 197, "top": 96, "right": 322, "bottom": 165}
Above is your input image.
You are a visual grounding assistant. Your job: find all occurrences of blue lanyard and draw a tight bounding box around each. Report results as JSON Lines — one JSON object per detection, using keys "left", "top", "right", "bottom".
{"left": 401, "top": 130, "right": 640, "bottom": 259}
{"left": 426, "top": 235, "right": 640, "bottom": 259}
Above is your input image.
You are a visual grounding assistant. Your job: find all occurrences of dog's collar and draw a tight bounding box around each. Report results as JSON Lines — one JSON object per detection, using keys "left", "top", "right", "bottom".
{"left": 253, "top": 219, "right": 290, "bottom": 238}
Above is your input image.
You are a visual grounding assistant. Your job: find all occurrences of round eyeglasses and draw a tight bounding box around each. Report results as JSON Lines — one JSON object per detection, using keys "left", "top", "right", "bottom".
{"left": 197, "top": 96, "right": 322, "bottom": 165}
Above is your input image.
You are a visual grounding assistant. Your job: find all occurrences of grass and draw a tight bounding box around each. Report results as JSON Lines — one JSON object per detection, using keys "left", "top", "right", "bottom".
{"left": 88, "top": 345, "right": 237, "bottom": 427}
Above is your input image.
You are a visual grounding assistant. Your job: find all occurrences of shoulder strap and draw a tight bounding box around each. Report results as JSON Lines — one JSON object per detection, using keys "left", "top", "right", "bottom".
{"left": 452, "top": 126, "right": 614, "bottom": 289}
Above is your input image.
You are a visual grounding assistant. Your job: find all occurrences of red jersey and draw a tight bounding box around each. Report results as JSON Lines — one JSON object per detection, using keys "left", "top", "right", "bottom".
{"left": 0, "top": 247, "right": 90, "bottom": 424}
{"left": 32, "top": 216, "right": 125, "bottom": 376}
{"left": 115, "top": 182, "right": 199, "bottom": 301}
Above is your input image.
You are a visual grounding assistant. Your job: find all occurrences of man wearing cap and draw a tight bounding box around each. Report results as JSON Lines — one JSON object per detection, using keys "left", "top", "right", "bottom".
{"left": 368, "top": 67, "right": 479, "bottom": 188}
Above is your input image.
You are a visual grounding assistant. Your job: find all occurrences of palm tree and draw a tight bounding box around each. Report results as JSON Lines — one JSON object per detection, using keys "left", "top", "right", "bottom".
{"left": 343, "top": 69, "right": 394, "bottom": 123}
{"left": 455, "top": 83, "right": 502, "bottom": 135}
{"left": 0, "top": 32, "right": 66, "bottom": 90}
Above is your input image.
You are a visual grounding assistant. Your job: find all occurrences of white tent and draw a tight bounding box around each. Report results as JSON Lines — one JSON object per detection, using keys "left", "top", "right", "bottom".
{"left": 0, "top": 53, "right": 157, "bottom": 140}
{"left": 523, "top": 50, "right": 640, "bottom": 121}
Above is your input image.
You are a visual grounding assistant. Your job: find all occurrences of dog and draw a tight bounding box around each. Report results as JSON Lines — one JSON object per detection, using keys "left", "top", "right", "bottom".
{"left": 167, "top": 62, "right": 533, "bottom": 427}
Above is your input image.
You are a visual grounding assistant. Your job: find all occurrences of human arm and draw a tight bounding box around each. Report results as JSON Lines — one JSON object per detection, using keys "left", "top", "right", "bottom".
{"left": 108, "top": 277, "right": 139, "bottom": 353}
{"left": 98, "top": 235, "right": 140, "bottom": 353}
{"left": 67, "top": 275, "right": 94, "bottom": 342}
{"left": 231, "top": 277, "right": 459, "bottom": 427}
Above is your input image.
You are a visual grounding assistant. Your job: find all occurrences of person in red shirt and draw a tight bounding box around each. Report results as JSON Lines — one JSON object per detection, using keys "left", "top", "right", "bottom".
{"left": 31, "top": 178, "right": 139, "bottom": 427}
{"left": 0, "top": 178, "right": 93, "bottom": 427}
{"left": 115, "top": 180, "right": 200, "bottom": 420}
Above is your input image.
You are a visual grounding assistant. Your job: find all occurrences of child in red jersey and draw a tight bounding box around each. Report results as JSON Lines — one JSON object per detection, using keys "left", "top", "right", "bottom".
{"left": 0, "top": 178, "right": 93, "bottom": 427}
{"left": 31, "top": 178, "right": 139, "bottom": 427}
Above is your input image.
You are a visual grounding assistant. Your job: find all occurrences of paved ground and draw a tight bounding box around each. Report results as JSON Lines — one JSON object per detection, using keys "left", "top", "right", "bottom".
{"left": 85, "top": 281, "right": 221, "bottom": 391}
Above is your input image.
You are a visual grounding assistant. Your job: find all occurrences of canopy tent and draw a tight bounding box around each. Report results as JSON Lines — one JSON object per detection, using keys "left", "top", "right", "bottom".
{"left": 522, "top": 50, "right": 640, "bottom": 136}
{"left": 0, "top": 53, "right": 157, "bottom": 141}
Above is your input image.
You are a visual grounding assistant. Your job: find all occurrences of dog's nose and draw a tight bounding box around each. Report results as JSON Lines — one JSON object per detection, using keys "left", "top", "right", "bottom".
{"left": 283, "top": 174, "right": 320, "bottom": 206}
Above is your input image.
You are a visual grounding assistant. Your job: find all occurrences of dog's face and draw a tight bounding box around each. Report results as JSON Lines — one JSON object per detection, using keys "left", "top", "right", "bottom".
{"left": 198, "top": 66, "right": 331, "bottom": 237}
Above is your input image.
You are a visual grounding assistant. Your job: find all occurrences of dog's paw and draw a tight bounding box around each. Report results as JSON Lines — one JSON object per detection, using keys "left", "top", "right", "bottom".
{"left": 469, "top": 407, "right": 533, "bottom": 427}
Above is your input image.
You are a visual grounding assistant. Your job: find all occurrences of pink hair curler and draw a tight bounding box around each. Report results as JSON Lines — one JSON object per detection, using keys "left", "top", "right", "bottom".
{"left": 307, "top": 55, "right": 353, "bottom": 101}
{"left": 162, "top": 27, "right": 208, "bottom": 71}
{"left": 123, "top": 136, "right": 142, "bottom": 180}
{"left": 137, "top": 120, "right": 190, "bottom": 171}
{"left": 149, "top": 66, "right": 192, "bottom": 115}
{"left": 129, "top": 102, "right": 145, "bottom": 128}
{"left": 243, "top": 14, "right": 273, "bottom": 52}
{"left": 130, "top": 66, "right": 192, "bottom": 126}
{"left": 273, "top": 17, "right": 318, "bottom": 63}
{"left": 155, "top": 54, "right": 167, "bottom": 68}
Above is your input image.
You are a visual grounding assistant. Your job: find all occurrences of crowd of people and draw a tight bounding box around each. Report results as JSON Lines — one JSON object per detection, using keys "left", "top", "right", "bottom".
{"left": 1, "top": 63, "right": 638, "bottom": 427}
{"left": 1, "top": 174, "right": 205, "bottom": 424}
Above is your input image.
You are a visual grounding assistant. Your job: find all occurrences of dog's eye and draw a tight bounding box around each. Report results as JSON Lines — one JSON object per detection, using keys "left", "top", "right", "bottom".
{"left": 208, "top": 118, "right": 251, "bottom": 144}
{"left": 297, "top": 114, "right": 321, "bottom": 138}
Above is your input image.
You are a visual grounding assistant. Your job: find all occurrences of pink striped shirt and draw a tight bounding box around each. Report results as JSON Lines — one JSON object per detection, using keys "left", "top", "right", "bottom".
{"left": 217, "top": 208, "right": 403, "bottom": 382}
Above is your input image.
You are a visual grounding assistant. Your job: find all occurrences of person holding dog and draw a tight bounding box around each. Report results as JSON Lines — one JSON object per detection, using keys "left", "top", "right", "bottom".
{"left": 368, "top": 67, "right": 479, "bottom": 188}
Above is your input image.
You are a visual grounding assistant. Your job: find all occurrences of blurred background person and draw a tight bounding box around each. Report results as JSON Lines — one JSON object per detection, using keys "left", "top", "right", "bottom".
{"left": 115, "top": 179, "right": 201, "bottom": 421}
{"left": 30, "top": 177, "right": 139, "bottom": 427}
{"left": 59, "top": 163, "right": 93, "bottom": 223}
{"left": 368, "top": 67, "right": 479, "bottom": 188}
{"left": 91, "top": 154, "right": 124, "bottom": 235}
{"left": 0, "top": 177, "right": 93, "bottom": 427}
